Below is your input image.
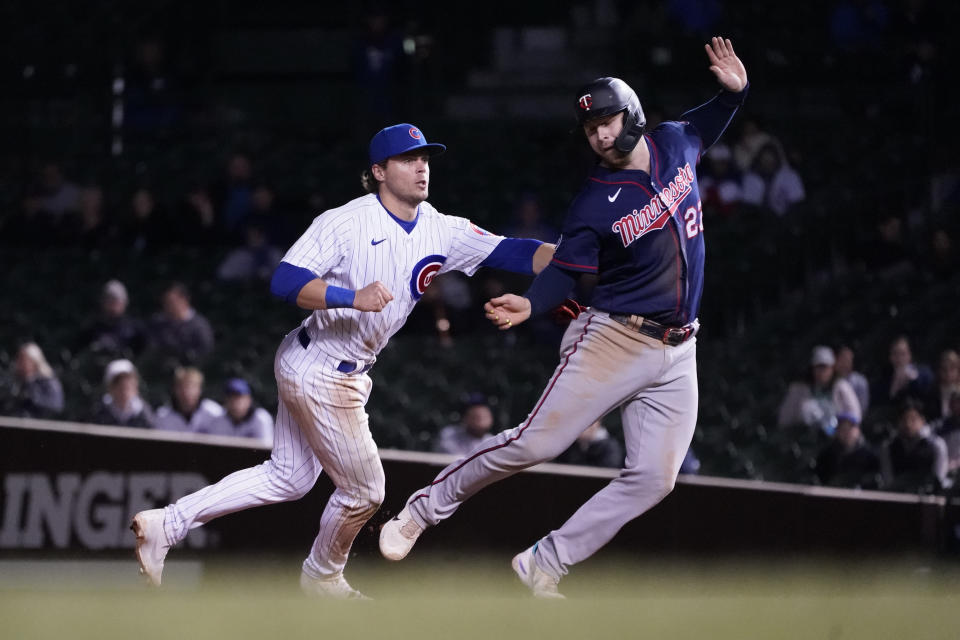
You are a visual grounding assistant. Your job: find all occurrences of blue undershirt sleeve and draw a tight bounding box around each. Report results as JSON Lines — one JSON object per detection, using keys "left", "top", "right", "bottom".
{"left": 523, "top": 263, "right": 578, "bottom": 317}
{"left": 270, "top": 261, "right": 319, "bottom": 305}
{"left": 479, "top": 238, "right": 543, "bottom": 275}
{"left": 681, "top": 83, "right": 749, "bottom": 150}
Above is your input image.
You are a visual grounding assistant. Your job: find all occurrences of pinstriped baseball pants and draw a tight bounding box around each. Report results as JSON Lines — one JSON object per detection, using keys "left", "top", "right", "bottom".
{"left": 408, "top": 310, "right": 698, "bottom": 578}
{"left": 163, "top": 327, "right": 385, "bottom": 578}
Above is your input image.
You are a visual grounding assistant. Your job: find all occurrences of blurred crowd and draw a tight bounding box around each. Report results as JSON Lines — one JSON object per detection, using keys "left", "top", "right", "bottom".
{"left": 1, "top": 0, "right": 957, "bottom": 487}
{"left": 1, "top": 278, "right": 272, "bottom": 447}
{"left": 777, "top": 339, "right": 959, "bottom": 494}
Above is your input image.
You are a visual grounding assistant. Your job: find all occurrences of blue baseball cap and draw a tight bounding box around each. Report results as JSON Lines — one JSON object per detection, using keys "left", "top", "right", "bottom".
{"left": 369, "top": 123, "right": 446, "bottom": 166}
{"left": 224, "top": 378, "right": 251, "bottom": 396}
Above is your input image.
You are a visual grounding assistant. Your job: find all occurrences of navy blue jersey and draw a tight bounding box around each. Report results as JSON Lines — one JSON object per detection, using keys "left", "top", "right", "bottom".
{"left": 551, "top": 121, "right": 707, "bottom": 326}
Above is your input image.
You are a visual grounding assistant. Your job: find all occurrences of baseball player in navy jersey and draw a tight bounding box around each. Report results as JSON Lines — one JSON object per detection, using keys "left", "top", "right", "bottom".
{"left": 131, "top": 123, "right": 554, "bottom": 598}
{"left": 380, "top": 37, "right": 749, "bottom": 598}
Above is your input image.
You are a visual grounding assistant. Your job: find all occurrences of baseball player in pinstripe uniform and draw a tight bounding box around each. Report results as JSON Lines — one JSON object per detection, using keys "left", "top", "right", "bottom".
{"left": 131, "top": 123, "right": 554, "bottom": 598}
{"left": 380, "top": 38, "right": 749, "bottom": 598}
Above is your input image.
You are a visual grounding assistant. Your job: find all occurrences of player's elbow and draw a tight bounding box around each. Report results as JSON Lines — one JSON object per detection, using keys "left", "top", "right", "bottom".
{"left": 270, "top": 262, "right": 317, "bottom": 305}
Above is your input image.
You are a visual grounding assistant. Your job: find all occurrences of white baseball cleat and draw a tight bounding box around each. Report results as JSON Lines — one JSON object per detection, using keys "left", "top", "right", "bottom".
{"left": 299, "top": 572, "right": 371, "bottom": 600}
{"left": 511, "top": 544, "right": 565, "bottom": 599}
{"left": 378, "top": 506, "right": 423, "bottom": 561}
{"left": 130, "top": 508, "right": 171, "bottom": 586}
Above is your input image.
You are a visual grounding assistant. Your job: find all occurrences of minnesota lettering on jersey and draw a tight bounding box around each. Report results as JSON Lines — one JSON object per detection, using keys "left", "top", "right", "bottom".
{"left": 611, "top": 163, "right": 695, "bottom": 248}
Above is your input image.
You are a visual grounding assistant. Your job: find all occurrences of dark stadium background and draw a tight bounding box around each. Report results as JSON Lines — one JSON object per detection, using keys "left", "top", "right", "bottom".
{"left": 1, "top": 3, "right": 959, "bottom": 635}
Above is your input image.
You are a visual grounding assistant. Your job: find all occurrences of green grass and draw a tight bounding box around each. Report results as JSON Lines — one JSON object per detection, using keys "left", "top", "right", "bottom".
{"left": 2, "top": 554, "right": 959, "bottom": 640}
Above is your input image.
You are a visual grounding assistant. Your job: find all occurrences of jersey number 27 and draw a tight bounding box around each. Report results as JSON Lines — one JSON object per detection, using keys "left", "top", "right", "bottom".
{"left": 684, "top": 200, "right": 704, "bottom": 239}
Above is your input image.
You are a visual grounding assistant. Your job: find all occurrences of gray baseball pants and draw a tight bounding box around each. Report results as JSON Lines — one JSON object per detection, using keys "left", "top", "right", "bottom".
{"left": 407, "top": 310, "right": 698, "bottom": 578}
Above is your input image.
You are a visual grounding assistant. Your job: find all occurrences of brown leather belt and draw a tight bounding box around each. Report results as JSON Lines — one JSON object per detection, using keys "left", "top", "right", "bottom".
{"left": 607, "top": 314, "right": 698, "bottom": 346}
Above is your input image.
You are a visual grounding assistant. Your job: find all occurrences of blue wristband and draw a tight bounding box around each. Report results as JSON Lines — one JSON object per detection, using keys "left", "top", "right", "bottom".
{"left": 325, "top": 285, "right": 356, "bottom": 309}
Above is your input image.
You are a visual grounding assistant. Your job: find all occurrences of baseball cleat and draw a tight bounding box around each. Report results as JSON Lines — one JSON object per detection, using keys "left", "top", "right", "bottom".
{"left": 130, "top": 508, "right": 171, "bottom": 586}
{"left": 512, "top": 544, "right": 565, "bottom": 599}
{"left": 299, "top": 572, "right": 371, "bottom": 600}
{"left": 378, "top": 506, "right": 423, "bottom": 561}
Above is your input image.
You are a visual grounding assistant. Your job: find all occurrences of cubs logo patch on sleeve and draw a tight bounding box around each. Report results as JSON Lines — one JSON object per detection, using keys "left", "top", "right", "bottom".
{"left": 469, "top": 222, "right": 492, "bottom": 236}
{"left": 410, "top": 254, "right": 447, "bottom": 300}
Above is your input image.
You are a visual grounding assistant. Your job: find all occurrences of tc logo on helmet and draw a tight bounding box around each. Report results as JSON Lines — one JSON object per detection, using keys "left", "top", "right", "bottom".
{"left": 578, "top": 94, "right": 593, "bottom": 110}
{"left": 409, "top": 127, "right": 422, "bottom": 139}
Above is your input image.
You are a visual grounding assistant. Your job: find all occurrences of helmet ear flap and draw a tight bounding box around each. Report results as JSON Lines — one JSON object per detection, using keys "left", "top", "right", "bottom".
{"left": 614, "top": 109, "right": 646, "bottom": 153}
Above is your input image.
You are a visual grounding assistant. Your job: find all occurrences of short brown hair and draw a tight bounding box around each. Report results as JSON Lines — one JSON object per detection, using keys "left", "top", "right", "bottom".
{"left": 173, "top": 366, "right": 203, "bottom": 387}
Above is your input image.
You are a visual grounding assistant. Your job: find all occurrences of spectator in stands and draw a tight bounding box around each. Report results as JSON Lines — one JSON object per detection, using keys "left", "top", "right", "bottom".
{"left": 777, "top": 345, "right": 862, "bottom": 436}
{"left": 863, "top": 212, "right": 914, "bottom": 277}
{"left": 31, "top": 162, "right": 81, "bottom": 220}
{"left": 919, "top": 228, "right": 957, "bottom": 281}
{"left": 881, "top": 397, "right": 949, "bottom": 493}
{"left": 177, "top": 183, "right": 218, "bottom": 246}
{"left": 501, "top": 191, "right": 561, "bottom": 243}
{"left": 741, "top": 141, "right": 806, "bottom": 217}
{"left": 217, "top": 153, "right": 256, "bottom": 239}
{"left": 699, "top": 142, "right": 743, "bottom": 218}
{"left": 245, "top": 182, "right": 291, "bottom": 246}
{"left": 835, "top": 344, "right": 870, "bottom": 415}
{"left": 148, "top": 282, "right": 215, "bottom": 363}
{"left": 119, "top": 187, "right": 170, "bottom": 253}
{"left": 153, "top": 366, "right": 224, "bottom": 433}
{"left": 557, "top": 419, "right": 625, "bottom": 468}
{"left": 934, "top": 391, "right": 960, "bottom": 478}
{"left": 352, "top": 6, "right": 406, "bottom": 125}
{"left": 732, "top": 118, "right": 776, "bottom": 173}
{"left": 924, "top": 349, "right": 960, "bottom": 423}
{"left": 433, "top": 392, "right": 496, "bottom": 455}
{"left": 679, "top": 446, "right": 701, "bottom": 475}
{"left": 202, "top": 378, "right": 274, "bottom": 446}
{"left": 3, "top": 342, "right": 64, "bottom": 418}
{"left": 123, "top": 34, "right": 184, "bottom": 133}
{"left": 815, "top": 413, "right": 881, "bottom": 489}
{"left": 89, "top": 359, "right": 154, "bottom": 429}
{"left": 76, "top": 279, "right": 147, "bottom": 357}
{"left": 69, "top": 184, "right": 113, "bottom": 249}
{"left": 215, "top": 219, "right": 283, "bottom": 283}
{"left": 12, "top": 162, "right": 80, "bottom": 245}
{"left": 871, "top": 335, "right": 934, "bottom": 411}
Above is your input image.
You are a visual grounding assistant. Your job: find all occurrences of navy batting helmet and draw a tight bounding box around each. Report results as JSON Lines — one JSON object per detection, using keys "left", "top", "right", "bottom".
{"left": 575, "top": 77, "right": 646, "bottom": 153}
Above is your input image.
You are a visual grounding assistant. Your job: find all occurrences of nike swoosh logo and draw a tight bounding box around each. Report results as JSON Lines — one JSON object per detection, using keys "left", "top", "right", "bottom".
{"left": 371, "top": 238, "right": 387, "bottom": 246}
{"left": 608, "top": 187, "right": 622, "bottom": 203}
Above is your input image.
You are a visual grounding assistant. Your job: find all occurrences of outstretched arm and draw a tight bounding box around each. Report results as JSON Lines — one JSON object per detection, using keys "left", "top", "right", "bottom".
{"left": 484, "top": 263, "right": 577, "bottom": 330}
{"left": 479, "top": 239, "right": 556, "bottom": 275}
{"left": 681, "top": 37, "right": 750, "bottom": 150}
{"left": 705, "top": 36, "right": 747, "bottom": 92}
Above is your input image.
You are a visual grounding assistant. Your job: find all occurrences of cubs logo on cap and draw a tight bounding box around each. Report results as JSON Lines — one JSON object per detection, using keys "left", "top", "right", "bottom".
{"left": 369, "top": 123, "right": 447, "bottom": 166}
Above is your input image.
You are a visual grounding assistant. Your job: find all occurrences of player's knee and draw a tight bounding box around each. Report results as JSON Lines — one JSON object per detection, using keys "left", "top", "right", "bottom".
{"left": 265, "top": 462, "right": 316, "bottom": 500}
{"left": 654, "top": 474, "right": 677, "bottom": 500}
{"left": 510, "top": 431, "right": 569, "bottom": 466}
{"left": 275, "top": 477, "right": 314, "bottom": 501}
{"left": 622, "top": 468, "right": 677, "bottom": 504}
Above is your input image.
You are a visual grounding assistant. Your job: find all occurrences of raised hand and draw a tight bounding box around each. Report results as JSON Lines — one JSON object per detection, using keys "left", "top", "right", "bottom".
{"left": 353, "top": 281, "right": 394, "bottom": 312}
{"left": 484, "top": 294, "right": 532, "bottom": 330}
{"left": 705, "top": 37, "right": 748, "bottom": 92}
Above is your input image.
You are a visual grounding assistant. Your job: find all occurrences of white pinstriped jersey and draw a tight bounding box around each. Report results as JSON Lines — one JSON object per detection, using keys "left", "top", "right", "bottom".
{"left": 281, "top": 193, "right": 504, "bottom": 363}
